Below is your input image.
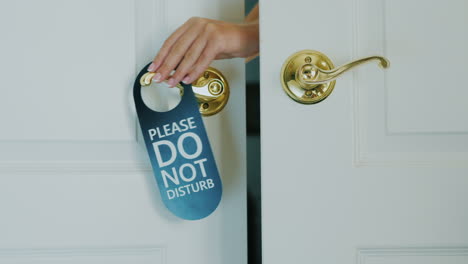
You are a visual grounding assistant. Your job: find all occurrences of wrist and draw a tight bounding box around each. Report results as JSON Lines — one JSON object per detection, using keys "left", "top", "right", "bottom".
{"left": 231, "top": 22, "right": 259, "bottom": 58}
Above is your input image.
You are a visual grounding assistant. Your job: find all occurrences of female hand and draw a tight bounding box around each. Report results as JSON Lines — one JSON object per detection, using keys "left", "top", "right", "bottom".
{"left": 147, "top": 15, "right": 259, "bottom": 87}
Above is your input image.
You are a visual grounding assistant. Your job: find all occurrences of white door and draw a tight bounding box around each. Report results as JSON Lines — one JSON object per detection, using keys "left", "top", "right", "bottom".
{"left": 0, "top": 1, "right": 246, "bottom": 264}
{"left": 261, "top": 0, "right": 468, "bottom": 264}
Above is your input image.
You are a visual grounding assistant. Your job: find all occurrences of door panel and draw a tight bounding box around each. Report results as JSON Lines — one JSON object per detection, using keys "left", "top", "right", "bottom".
{"left": 0, "top": 0, "right": 135, "bottom": 141}
{"left": 382, "top": 1, "right": 468, "bottom": 133}
{"left": 261, "top": 0, "right": 468, "bottom": 264}
{"left": 0, "top": 1, "right": 246, "bottom": 263}
{"left": 355, "top": 0, "right": 468, "bottom": 166}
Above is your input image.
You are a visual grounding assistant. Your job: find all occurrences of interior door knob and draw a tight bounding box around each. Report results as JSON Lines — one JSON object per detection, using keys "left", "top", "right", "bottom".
{"left": 140, "top": 67, "right": 230, "bottom": 116}
{"left": 281, "top": 50, "right": 390, "bottom": 104}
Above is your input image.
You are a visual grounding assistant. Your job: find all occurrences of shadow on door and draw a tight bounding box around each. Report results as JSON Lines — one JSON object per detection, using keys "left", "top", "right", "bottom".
{"left": 245, "top": 1, "right": 261, "bottom": 263}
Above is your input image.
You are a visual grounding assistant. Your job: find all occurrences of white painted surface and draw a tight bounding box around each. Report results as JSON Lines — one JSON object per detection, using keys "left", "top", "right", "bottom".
{"left": 0, "top": 1, "right": 246, "bottom": 264}
{"left": 261, "top": 0, "right": 468, "bottom": 263}
{"left": 358, "top": 248, "right": 468, "bottom": 264}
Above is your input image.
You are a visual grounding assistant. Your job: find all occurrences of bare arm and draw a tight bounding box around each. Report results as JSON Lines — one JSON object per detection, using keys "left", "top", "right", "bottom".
{"left": 245, "top": 4, "right": 259, "bottom": 23}
{"left": 147, "top": 4, "right": 259, "bottom": 87}
{"left": 244, "top": 4, "right": 259, "bottom": 62}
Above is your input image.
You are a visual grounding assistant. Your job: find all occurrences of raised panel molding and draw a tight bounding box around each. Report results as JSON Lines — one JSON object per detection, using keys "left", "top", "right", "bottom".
{"left": 0, "top": 246, "right": 165, "bottom": 264}
{"left": 352, "top": 0, "right": 468, "bottom": 167}
{"left": 0, "top": 0, "right": 165, "bottom": 173}
{"left": 0, "top": 161, "right": 150, "bottom": 174}
{"left": 358, "top": 247, "right": 468, "bottom": 264}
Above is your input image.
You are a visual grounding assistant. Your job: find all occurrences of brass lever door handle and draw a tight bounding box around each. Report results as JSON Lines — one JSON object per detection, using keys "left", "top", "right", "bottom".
{"left": 281, "top": 50, "right": 390, "bottom": 104}
{"left": 140, "top": 67, "right": 229, "bottom": 116}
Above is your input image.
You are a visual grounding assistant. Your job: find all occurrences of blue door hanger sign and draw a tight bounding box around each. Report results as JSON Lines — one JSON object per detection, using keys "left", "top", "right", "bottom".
{"left": 133, "top": 63, "right": 222, "bottom": 220}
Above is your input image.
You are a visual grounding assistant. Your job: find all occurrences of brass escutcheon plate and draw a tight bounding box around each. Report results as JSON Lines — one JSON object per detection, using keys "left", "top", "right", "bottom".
{"left": 280, "top": 50, "right": 335, "bottom": 104}
{"left": 192, "top": 67, "right": 230, "bottom": 117}
{"left": 140, "top": 67, "right": 229, "bottom": 117}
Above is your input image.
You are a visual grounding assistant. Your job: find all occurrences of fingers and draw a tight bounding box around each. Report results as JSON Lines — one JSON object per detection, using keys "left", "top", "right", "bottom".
{"left": 148, "top": 17, "right": 227, "bottom": 88}
{"left": 168, "top": 34, "right": 208, "bottom": 86}
{"left": 155, "top": 23, "right": 204, "bottom": 85}
{"left": 147, "top": 17, "right": 197, "bottom": 73}
{"left": 182, "top": 43, "right": 218, "bottom": 85}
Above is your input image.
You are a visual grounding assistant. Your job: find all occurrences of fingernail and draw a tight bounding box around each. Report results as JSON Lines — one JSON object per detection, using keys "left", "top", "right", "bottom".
{"left": 167, "top": 78, "right": 175, "bottom": 87}
{"left": 153, "top": 73, "right": 161, "bottom": 82}
{"left": 148, "top": 63, "right": 157, "bottom": 72}
{"left": 182, "top": 76, "right": 190, "bottom": 84}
